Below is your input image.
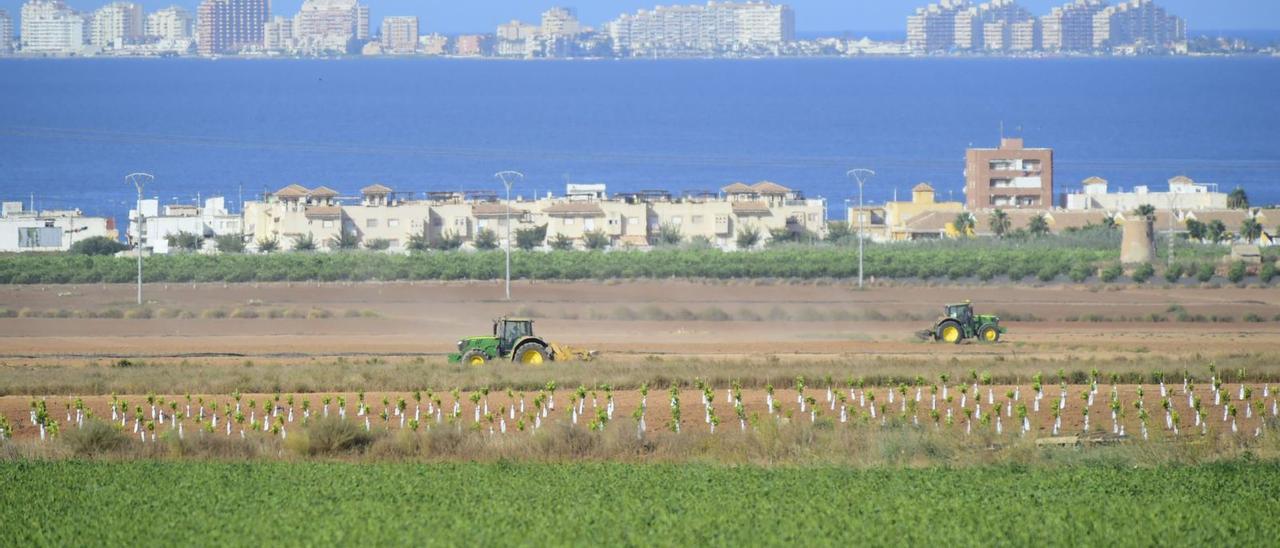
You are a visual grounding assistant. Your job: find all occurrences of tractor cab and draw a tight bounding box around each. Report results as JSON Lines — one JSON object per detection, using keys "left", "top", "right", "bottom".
{"left": 494, "top": 318, "right": 534, "bottom": 355}
{"left": 945, "top": 302, "right": 973, "bottom": 324}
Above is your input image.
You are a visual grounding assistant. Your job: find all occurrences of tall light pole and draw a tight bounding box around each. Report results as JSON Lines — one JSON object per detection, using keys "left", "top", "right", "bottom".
{"left": 846, "top": 169, "right": 875, "bottom": 289}
{"left": 494, "top": 171, "right": 524, "bottom": 301}
{"left": 1167, "top": 190, "right": 1178, "bottom": 269}
{"left": 126, "top": 173, "right": 154, "bottom": 305}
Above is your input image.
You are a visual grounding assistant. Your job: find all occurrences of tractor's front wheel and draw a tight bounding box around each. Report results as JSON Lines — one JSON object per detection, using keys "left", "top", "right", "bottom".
{"left": 979, "top": 325, "right": 1000, "bottom": 343}
{"left": 515, "top": 343, "right": 549, "bottom": 365}
{"left": 461, "top": 349, "right": 489, "bottom": 366}
{"left": 938, "top": 321, "right": 963, "bottom": 344}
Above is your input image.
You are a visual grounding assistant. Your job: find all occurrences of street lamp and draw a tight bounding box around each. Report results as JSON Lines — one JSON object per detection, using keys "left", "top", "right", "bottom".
{"left": 846, "top": 169, "right": 875, "bottom": 289}
{"left": 494, "top": 170, "right": 524, "bottom": 301}
{"left": 126, "top": 172, "right": 155, "bottom": 306}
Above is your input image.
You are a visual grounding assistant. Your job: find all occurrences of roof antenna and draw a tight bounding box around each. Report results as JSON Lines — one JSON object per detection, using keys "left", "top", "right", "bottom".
{"left": 999, "top": 120, "right": 1004, "bottom": 140}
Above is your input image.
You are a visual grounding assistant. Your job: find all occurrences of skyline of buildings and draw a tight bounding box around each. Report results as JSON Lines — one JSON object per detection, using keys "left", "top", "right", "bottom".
{"left": 0, "top": 0, "right": 1254, "bottom": 58}
{"left": 908, "top": 0, "right": 1187, "bottom": 53}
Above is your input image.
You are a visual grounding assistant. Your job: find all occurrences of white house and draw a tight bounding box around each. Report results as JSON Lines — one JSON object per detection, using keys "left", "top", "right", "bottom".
{"left": 127, "top": 197, "right": 242, "bottom": 254}
{"left": 0, "top": 201, "right": 117, "bottom": 252}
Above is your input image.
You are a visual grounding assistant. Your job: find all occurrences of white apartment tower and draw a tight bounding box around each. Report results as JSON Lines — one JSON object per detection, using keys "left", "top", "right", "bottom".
{"left": 146, "top": 6, "right": 192, "bottom": 42}
{"left": 20, "top": 0, "right": 87, "bottom": 54}
{"left": 541, "top": 7, "right": 580, "bottom": 37}
{"left": 1092, "top": 0, "right": 1184, "bottom": 50}
{"left": 0, "top": 10, "right": 13, "bottom": 54}
{"left": 90, "top": 2, "right": 142, "bottom": 49}
{"left": 608, "top": 1, "right": 795, "bottom": 55}
{"left": 380, "top": 16, "right": 418, "bottom": 54}
{"left": 1040, "top": 0, "right": 1106, "bottom": 52}
{"left": 262, "top": 16, "right": 293, "bottom": 50}
{"left": 293, "top": 0, "right": 368, "bottom": 49}
{"left": 907, "top": 0, "right": 968, "bottom": 52}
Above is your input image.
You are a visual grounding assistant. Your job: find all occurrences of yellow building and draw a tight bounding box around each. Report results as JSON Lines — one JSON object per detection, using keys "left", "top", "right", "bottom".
{"left": 847, "top": 183, "right": 964, "bottom": 241}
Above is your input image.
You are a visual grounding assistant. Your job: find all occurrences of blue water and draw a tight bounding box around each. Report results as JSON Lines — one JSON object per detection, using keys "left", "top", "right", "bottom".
{"left": 1, "top": 57, "right": 1278, "bottom": 224}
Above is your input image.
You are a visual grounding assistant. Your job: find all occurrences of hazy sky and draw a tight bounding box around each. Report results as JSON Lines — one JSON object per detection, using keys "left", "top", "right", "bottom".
{"left": 3, "top": 0, "right": 1277, "bottom": 34}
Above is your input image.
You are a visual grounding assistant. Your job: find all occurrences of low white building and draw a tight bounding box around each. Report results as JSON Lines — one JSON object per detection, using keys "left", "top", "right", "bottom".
{"left": 0, "top": 201, "right": 117, "bottom": 252}
{"left": 1063, "top": 176, "right": 1229, "bottom": 211}
{"left": 127, "top": 197, "right": 242, "bottom": 254}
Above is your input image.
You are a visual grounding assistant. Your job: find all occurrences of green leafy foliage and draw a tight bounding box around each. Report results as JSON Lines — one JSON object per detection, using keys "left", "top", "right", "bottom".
{"left": 328, "top": 231, "right": 360, "bottom": 250}
{"left": 292, "top": 233, "right": 317, "bottom": 252}
{"left": 431, "top": 231, "right": 463, "bottom": 251}
{"left": 656, "top": 223, "right": 683, "bottom": 246}
{"left": 736, "top": 225, "right": 761, "bottom": 249}
{"left": 583, "top": 230, "right": 610, "bottom": 251}
{"left": 214, "top": 234, "right": 246, "bottom": 254}
{"left": 2, "top": 461, "right": 1278, "bottom": 545}
{"left": 548, "top": 234, "right": 574, "bottom": 251}
{"left": 1228, "top": 261, "right": 1247, "bottom": 284}
{"left": 364, "top": 239, "right": 392, "bottom": 251}
{"left": 165, "top": 231, "right": 203, "bottom": 252}
{"left": 515, "top": 225, "right": 547, "bottom": 251}
{"left": 69, "top": 236, "right": 126, "bottom": 256}
{"left": 1131, "top": 263, "right": 1155, "bottom": 284}
{"left": 1100, "top": 263, "right": 1123, "bottom": 283}
{"left": 256, "top": 236, "right": 279, "bottom": 253}
{"left": 473, "top": 229, "right": 499, "bottom": 251}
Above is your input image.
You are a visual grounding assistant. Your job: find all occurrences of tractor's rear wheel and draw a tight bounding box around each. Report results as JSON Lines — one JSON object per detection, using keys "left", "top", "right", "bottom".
{"left": 938, "top": 321, "right": 963, "bottom": 344}
{"left": 515, "top": 343, "right": 549, "bottom": 365}
{"left": 980, "top": 325, "right": 1000, "bottom": 343}
{"left": 461, "top": 349, "right": 488, "bottom": 366}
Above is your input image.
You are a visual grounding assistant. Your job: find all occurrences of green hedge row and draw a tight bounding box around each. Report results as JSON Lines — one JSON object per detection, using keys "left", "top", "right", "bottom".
{"left": 0, "top": 241, "right": 1118, "bottom": 284}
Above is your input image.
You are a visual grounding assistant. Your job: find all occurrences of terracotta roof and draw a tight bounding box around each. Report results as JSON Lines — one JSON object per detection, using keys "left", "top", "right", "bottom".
{"left": 275, "top": 184, "right": 310, "bottom": 199}
{"left": 751, "top": 181, "right": 792, "bottom": 195}
{"left": 472, "top": 203, "right": 528, "bottom": 218}
{"left": 1168, "top": 175, "right": 1195, "bottom": 185}
{"left": 361, "top": 184, "right": 393, "bottom": 194}
{"left": 721, "top": 182, "right": 754, "bottom": 194}
{"left": 900, "top": 211, "right": 954, "bottom": 233}
{"left": 543, "top": 202, "right": 605, "bottom": 217}
{"left": 304, "top": 206, "right": 342, "bottom": 219}
{"left": 309, "top": 186, "right": 339, "bottom": 198}
{"left": 912, "top": 183, "right": 935, "bottom": 193}
{"left": 1082, "top": 176, "right": 1108, "bottom": 185}
{"left": 731, "top": 201, "right": 772, "bottom": 215}
{"left": 1184, "top": 210, "right": 1250, "bottom": 227}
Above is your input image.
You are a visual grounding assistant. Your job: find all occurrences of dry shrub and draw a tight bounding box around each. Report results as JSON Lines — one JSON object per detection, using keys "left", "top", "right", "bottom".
{"left": 201, "top": 309, "right": 228, "bottom": 319}
{"left": 231, "top": 308, "right": 259, "bottom": 319}
{"left": 60, "top": 419, "right": 131, "bottom": 456}
{"left": 306, "top": 308, "right": 332, "bottom": 320}
{"left": 123, "top": 308, "right": 152, "bottom": 320}
{"left": 288, "top": 417, "right": 376, "bottom": 456}
{"left": 343, "top": 309, "right": 362, "bottom": 318}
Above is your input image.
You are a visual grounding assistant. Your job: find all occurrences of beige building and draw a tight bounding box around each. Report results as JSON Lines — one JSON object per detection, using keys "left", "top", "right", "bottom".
{"left": 846, "top": 183, "right": 964, "bottom": 242}
{"left": 380, "top": 16, "right": 418, "bottom": 54}
{"left": 1063, "top": 175, "right": 1229, "bottom": 212}
{"left": 242, "top": 181, "right": 827, "bottom": 252}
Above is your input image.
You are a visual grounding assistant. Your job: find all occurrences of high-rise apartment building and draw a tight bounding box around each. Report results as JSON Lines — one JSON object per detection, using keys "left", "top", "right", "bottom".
{"left": 495, "top": 19, "right": 538, "bottom": 57}
{"left": 1040, "top": 0, "right": 1106, "bottom": 52}
{"left": 0, "top": 9, "right": 13, "bottom": 54}
{"left": 262, "top": 16, "right": 293, "bottom": 50}
{"left": 964, "top": 138, "right": 1054, "bottom": 209}
{"left": 380, "top": 16, "right": 418, "bottom": 54}
{"left": 541, "top": 7, "right": 580, "bottom": 37}
{"left": 907, "top": 0, "right": 968, "bottom": 52}
{"left": 20, "top": 0, "right": 87, "bottom": 54}
{"left": 294, "top": 0, "right": 369, "bottom": 52}
{"left": 89, "top": 2, "right": 142, "bottom": 49}
{"left": 196, "top": 0, "right": 269, "bottom": 55}
{"left": 1092, "top": 0, "right": 1184, "bottom": 50}
{"left": 146, "top": 6, "right": 192, "bottom": 42}
{"left": 608, "top": 1, "right": 794, "bottom": 55}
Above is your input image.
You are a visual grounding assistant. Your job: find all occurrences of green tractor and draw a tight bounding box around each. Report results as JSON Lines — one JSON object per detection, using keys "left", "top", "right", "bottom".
{"left": 447, "top": 317, "right": 596, "bottom": 366}
{"left": 916, "top": 301, "right": 1005, "bottom": 344}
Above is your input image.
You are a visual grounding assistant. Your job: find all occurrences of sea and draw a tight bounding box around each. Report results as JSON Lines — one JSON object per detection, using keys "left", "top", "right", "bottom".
{"left": 1, "top": 56, "right": 1278, "bottom": 223}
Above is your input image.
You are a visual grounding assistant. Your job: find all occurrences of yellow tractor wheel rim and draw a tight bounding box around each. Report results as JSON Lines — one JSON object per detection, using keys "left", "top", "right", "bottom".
{"left": 984, "top": 329, "right": 997, "bottom": 342}
{"left": 520, "top": 350, "right": 544, "bottom": 365}
{"left": 468, "top": 355, "right": 486, "bottom": 366}
{"left": 942, "top": 326, "right": 960, "bottom": 343}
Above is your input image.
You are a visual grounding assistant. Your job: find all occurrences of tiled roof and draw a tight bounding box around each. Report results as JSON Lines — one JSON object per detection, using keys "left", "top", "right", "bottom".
{"left": 275, "top": 184, "right": 310, "bottom": 198}
{"left": 543, "top": 202, "right": 605, "bottom": 217}
{"left": 731, "top": 201, "right": 772, "bottom": 215}
{"left": 361, "top": 184, "right": 393, "bottom": 194}
{"left": 472, "top": 203, "right": 528, "bottom": 218}
{"left": 304, "top": 206, "right": 342, "bottom": 219}
{"left": 912, "top": 182, "right": 934, "bottom": 192}
{"left": 309, "top": 186, "right": 339, "bottom": 198}
{"left": 751, "top": 181, "right": 791, "bottom": 195}
{"left": 721, "top": 182, "right": 754, "bottom": 194}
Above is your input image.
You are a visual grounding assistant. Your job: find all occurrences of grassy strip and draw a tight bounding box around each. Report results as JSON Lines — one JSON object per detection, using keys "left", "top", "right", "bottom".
{"left": 3, "top": 353, "right": 1278, "bottom": 396}
{"left": 1, "top": 459, "right": 1277, "bottom": 545}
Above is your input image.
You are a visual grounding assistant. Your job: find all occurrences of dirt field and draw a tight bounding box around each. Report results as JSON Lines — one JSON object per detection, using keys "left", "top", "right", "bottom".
{"left": 1, "top": 280, "right": 1278, "bottom": 361}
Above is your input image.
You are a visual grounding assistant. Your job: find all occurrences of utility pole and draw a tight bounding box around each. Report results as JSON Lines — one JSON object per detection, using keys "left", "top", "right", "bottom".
{"left": 126, "top": 173, "right": 155, "bottom": 306}
{"left": 495, "top": 171, "right": 524, "bottom": 301}
{"left": 847, "top": 169, "right": 876, "bottom": 289}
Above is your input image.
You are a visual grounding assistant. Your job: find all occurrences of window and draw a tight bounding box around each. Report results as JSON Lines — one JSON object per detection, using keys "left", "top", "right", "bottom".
{"left": 477, "top": 219, "right": 487, "bottom": 229}
{"left": 691, "top": 215, "right": 704, "bottom": 224}
{"left": 388, "top": 219, "right": 399, "bottom": 227}
{"left": 564, "top": 218, "right": 575, "bottom": 226}
{"left": 808, "top": 213, "right": 818, "bottom": 222}
{"left": 366, "top": 219, "right": 379, "bottom": 228}
{"left": 454, "top": 218, "right": 466, "bottom": 227}
{"left": 388, "top": 239, "right": 399, "bottom": 248}
{"left": 584, "top": 218, "right": 595, "bottom": 230}
{"left": 628, "top": 217, "right": 640, "bottom": 226}
{"left": 322, "top": 220, "right": 334, "bottom": 228}
{"left": 1023, "top": 159, "right": 1041, "bottom": 171}
{"left": 715, "top": 215, "right": 728, "bottom": 224}
{"left": 671, "top": 216, "right": 682, "bottom": 225}
{"left": 989, "top": 159, "right": 1015, "bottom": 171}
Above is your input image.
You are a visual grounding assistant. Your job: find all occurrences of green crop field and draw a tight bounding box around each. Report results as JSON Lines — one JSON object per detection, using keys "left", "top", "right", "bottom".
{"left": 2, "top": 461, "right": 1277, "bottom": 545}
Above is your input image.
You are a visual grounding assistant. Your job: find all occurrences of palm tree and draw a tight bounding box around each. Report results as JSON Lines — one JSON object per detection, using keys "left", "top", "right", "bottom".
{"left": 953, "top": 212, "right": 976, "bottom": 238}
{"left": 1207, "top": 220, "right": 1228, "bottom": 243}
{"left": 1028, "top": 213, "right": 1051, "bottom": 237}
{"left": 327, "top": 230, "right": 360, "bottom": 250}
{"left": 1133, "top": 204, "right": 1157, "bottom": 223}
{"left": 1227, "top": 187, "right": 1249, "bottom": 209}
{"left": 989, "top": 209, "right": 1011, "bottom": 238}
{"left": 292, "top": 232, "right": 317, "bottom": 252}
{"left": 1185, "top": 219, "right": 1207, "bottom": 242}
{"left": 1240, "top": 218, "right": 1263, "bottom": 243}
{"left": 1101, "top": 215, "right": 1118, "bottom": 230}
